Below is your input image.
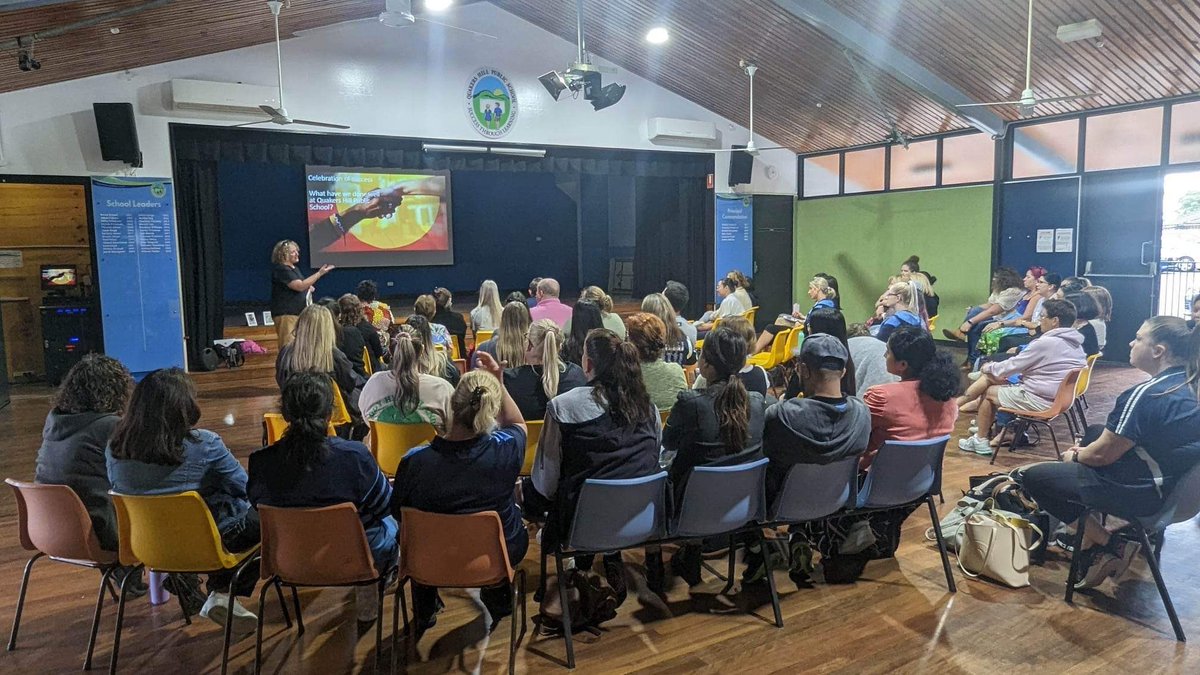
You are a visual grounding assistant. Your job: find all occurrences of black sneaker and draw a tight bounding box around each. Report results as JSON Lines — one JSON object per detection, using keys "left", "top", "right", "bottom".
{"left": 603, "top": 556, "right": 628, "bottom": 606}
{"left": 645, "top": 551, "right": 666, "bottom": 596}
{"left": 669, "top": 545, "right": 703, "bottom": 587}
{"left": 163, "top": 573, "right": 206, "bottom": 617}
{"left": 115, "top": 566, "right": 148, "bottom": 599}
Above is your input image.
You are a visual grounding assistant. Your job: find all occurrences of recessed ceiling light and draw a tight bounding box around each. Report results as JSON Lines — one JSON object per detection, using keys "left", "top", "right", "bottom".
{"left": 645, "top": 26, "right": 669, "bottom": 44}
{"left": 425, "top": 0, "right": 453, "bottom": 12}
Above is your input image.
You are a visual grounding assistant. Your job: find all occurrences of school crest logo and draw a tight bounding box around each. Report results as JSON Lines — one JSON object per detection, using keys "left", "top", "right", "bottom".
{"left": 467, "top": 68, "right": 517, "bottom": 138}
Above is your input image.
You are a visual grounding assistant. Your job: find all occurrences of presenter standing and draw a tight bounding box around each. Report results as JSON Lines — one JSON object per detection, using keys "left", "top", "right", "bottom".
{"left": 270, "top": 240, "right": 333, "bottom": 348}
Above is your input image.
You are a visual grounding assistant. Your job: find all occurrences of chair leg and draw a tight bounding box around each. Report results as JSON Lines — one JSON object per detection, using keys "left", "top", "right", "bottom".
{"left": 756, "top": 532, "right": 783, "bottom": 628}
{"left": 719, "top": 535, "right": 737, "bottom": 595}
{"left": 7, "top": 551, "right": 44, "bottom": 651}
{"left": 375, "top": 579, "right": 385, "bottom": 674}
{"left": 108, "top": 563, "right": 142, "bottom": 675}
{"left": 554, "top": 553, "right": 575, "bottom": 669}
{"left": 84, "top": 566, "right": 117, "bottom": 670}
{"left": 254, "top": 579, "right": 273, "bottom": 675}
{"left": 926, "top": 496, "right": 957, "bottom": 593}
{"left": 290, "top": 587, "right": 304, "bottom": 636}
{"left": 1045, "top": 421, "right": 1062, "bottom": 459}
{"left": 1064, "top": 513, "right": 1089, "bottom": 603}
{"left": 536, "top": 546, "right": 547, "bottom": 603}
{"left": 1136, "top": 526, "right": 1186, "bottom": 642}
{"left": 222, "top": 560, "right": 257, "bottom": 675}
{"left": 391, "top": 578, "right": 404, "bottom": 675}
{"left": 273, "top": 580, "right": 292, "bottom": 629}
{"left": 508, "top": 571, "right": 521, "bottom": 675}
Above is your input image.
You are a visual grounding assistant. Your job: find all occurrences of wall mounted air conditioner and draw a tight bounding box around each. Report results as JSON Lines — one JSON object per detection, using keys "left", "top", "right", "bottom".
{"left": 169, "top": 79, "right": 279, "bottom": 115}
{"left": 646, "top": 117, "right": 718, "bottom": 145}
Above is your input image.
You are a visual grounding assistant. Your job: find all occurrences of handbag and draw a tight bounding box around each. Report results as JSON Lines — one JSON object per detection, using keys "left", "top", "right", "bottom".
{"left": 955, "top": 499, "right": 1043, "bottom": 588}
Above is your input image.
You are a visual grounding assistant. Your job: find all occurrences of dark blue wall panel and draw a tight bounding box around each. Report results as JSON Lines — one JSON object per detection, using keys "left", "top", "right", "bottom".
{"left": 998, "top": 176, "right": 1079, "bottom": 277}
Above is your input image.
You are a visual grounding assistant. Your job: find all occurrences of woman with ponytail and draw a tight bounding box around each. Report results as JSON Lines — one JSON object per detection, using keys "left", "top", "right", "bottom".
{"left": 503, "top": 319, "right": 588, "bottom": 420}
{"left": 1021, "top": 317, "right": 1200, "bottom": 589}
{"left": 523, "top": 328, "right": 661, "bottom": 605}
{"left": 392, "top": 353, "right": 527, "bottom": 635}
{"left": 358, "top": 327, "right": 454, "bottom": 436}
{"left": 404, "top": 314, "right": 460, "bottom": 386}
{"left": 873, "top": 281, "right": 927, "bottom": 343}
{"left": 248, "top": 372, "right": 397, "bottom": 622}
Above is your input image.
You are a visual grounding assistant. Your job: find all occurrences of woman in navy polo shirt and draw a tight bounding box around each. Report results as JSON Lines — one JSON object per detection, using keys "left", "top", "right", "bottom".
{"left": 1022, "top": 316, "right": 1200, "bottom": 589}
{"left": 873, "top": 281, "right": 927, "bottom": 343}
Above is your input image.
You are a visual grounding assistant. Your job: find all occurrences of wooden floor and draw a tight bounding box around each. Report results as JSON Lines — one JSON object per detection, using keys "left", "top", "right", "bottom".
{"left": 1, "top": 360, "right": 1199, "bottom": 673}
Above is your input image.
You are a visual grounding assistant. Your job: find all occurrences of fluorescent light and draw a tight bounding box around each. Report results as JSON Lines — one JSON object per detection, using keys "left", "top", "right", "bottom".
{"left": 422, "top": 143, "right": 487, "bottom": 153}
{"left": 1056, "top": 19, "right": 1102, "bottom": 43}
{"left": 489, "top": 147, "right": 546, "bottom": 158}
{"left": 645, "top": 26, "right": 669, "bottom": 44}
{"left": 424, "top": 0, "right": 453, "bottom": 12}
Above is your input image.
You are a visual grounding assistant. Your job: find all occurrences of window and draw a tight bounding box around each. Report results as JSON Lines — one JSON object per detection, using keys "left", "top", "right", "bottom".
{"left": 1011, "top": 118, "right": 1079, "bottom": 179}
{"left": 802, "top": 154, "right": 840, "bottom": 197}
{"left": 843, "top": 147, "right": 885, "bottom": 193}
{"left": 889, "top": 140, "right": 938, "bottom": 190}
{"left": 1085, "top": 106, "right": 1163, "bottom": 171}
{"left": 941, "top": 133, "right": 995, "bottom": 184}
{"left": 1169, "top": 100, "right": 1200, "bottom": 165}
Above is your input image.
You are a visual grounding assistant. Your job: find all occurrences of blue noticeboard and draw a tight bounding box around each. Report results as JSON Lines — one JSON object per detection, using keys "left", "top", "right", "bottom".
{"left": 91, "top": 177, "right": 186, "bottom": 376}
{"left": 714, "top": 195, "right": 753, "bottom": 300}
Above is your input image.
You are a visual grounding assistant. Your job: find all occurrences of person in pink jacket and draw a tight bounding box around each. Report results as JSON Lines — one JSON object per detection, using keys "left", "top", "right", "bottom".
{"left": 957, "top": 299, "right": 1086, "bottom": 455}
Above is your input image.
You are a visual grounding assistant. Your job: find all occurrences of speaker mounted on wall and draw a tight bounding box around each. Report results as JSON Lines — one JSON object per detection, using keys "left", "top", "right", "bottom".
{"left": 727, "top": 144, "right": 754, "bottom": 186}
{"left": 92, "top": 102, "right": 143, "bottom": 168}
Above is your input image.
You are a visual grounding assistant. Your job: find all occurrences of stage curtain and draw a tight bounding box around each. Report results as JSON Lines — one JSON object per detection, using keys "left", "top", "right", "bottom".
{"left": 632, "top": 177, "right": 712, "bottom": 317}
{"left": 175, "top": 159, "right": 225, "bottom": 370}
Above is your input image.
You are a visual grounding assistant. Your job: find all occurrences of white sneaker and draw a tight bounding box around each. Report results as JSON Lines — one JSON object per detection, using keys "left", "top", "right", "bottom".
{"left": 356, "top": 585, "right": 380, "bottom": 622}
{"left": 200, "top": 591, "right": 258, "bottom": 634}
{"left": 967, "top": 370, "right": 983, "bottom": 381}
{"left": 958, "top": 435, "right": 993, "bottom": 455}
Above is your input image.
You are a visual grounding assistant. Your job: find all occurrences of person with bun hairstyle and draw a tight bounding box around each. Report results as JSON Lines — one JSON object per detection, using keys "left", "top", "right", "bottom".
{"left": 642, "top": 292, "right": 694, "bottom": 365}
{"left": 524, "top": 328, "right": 662, "bottom": 604}
{"left": 504, "top": 319, "right": 588, "bottom": 420}
{"left": 566, "top": 285, "right": 627, "bottom": 338}
{"left": 726, "top": 270, "right": 756, "bottom": 312}
{"left": 1021, "top": 317, "right": 1200, "bottom": 589}
{"left": 414, "top": 294, "right": 452, "bottom": 349}
{"left": 392, "top": 353, "right": 528, "bottom": 635}
{"left": 248, "top": 372, "right": 397, "bottom": 622}
{"left": 873, "top": 281, "right": 927, "bottom": 343}
{"left": 861, "top": 327, "right": 960, "bottom": 469}
{"left": 697, "top": 278, "right": 746, "bottom": 333}
{"left": 752, "top": 275, "right": 837, "bottom": 354}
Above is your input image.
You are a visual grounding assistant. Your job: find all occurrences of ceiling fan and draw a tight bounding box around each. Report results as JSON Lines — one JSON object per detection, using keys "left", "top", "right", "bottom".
{"left": 234, "top": 1, "right": 350, "bottom": 130}
{"left": 956, "top": 0, "right": 1099, "bottom": 116}
{"left": 307, "top": 0, "right": 498, "bottom": 40}
{"left": 713, "top": 60, "right": 789, "bottom": 156}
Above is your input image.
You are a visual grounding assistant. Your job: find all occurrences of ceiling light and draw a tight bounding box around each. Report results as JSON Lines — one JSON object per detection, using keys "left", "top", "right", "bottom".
{"left": 645, "top": 26, "right": 669, "bottom": 44}
{"left": 1056, "top": 19, "right": 1102, "bottom": 43}
{"left": 424, "top": 0, "right": 453, "bottom": 11}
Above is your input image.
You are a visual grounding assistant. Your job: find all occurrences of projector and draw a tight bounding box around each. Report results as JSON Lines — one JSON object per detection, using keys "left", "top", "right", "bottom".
{"left": 539, "top": 62, "right": 626, "bottom": 111}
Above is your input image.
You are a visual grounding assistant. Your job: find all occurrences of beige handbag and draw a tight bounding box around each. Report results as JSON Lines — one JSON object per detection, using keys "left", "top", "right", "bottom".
{"left": 955, "top": 499, "right": 1043, "bottom": 588}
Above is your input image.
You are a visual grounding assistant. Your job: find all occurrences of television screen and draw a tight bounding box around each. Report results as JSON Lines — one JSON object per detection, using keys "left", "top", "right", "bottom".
{"left": 305, "top": 166, "right": 453, "bottom": 267}
{"left": 41, "top": 265, "right": 78, "bottom": 290}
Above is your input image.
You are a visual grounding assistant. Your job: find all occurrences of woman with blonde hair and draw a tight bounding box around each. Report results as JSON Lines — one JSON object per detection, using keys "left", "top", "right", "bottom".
{"left": 275, "top": 305, "right": 363, "bottom": 411}
{"left": 1083, "top": 285, "right": 1113, "bottom": 351}
{"left": 269, "top": 239, "right": 333, "bottom": 347}
{"left": 476, "top": 301, "right": 531, "bottom": 368}
{"left": 359, "top": 329, "right": 454, "bottom": 435}
{"left": 392, "top": 353, "right": 528, "bottom": 634}
{"left": 753, "top": 275, "right": 838, "bottom": 354}
{"left": 471, "top": 280, "right": 505, "bottom": 332}
{"left": 504, "top": 319, "right": 588, "bottom": 419}
{"left": 642, "top": 292, "right": 693, "bottom": 364}
{"left": 404, "top": 315, "right": 460, "bottom": 386}
{"left": 565, "top": 285, "right": 627, "bottom": 338}
{"left": 726, "top": 270, "right": 755, "bottom": 312}
{"left": 873, "top": 281, "right": 926, "bottom": 343}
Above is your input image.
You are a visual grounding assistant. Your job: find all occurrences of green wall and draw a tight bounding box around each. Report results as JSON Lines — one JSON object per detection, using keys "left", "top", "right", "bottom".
{"left": 793, "top": 185, "right": 994, "bottom": 327}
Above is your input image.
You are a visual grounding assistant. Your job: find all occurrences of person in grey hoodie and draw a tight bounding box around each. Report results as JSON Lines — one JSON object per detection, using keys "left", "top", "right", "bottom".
{"left": 762, "top": 334, "right": 872, "bottom": 501}
{"left": 957, "top": 299, "right": 1087, "bottom": 454}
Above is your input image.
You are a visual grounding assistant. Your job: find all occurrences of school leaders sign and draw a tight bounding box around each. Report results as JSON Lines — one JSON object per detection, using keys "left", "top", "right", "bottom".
{"left": 467, "top": 67, "right": 518, "bottom": 138}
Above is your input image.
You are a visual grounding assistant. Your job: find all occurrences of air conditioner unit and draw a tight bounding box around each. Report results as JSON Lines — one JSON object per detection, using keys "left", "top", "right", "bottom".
{"left": 169, "top": 79, "right": 279, "bottom": 115}
{"left": 647, "top": 117, "right": 718, "bottom": 145}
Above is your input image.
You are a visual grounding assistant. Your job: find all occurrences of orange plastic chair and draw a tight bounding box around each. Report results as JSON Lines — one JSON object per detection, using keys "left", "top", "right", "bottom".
{"left": 368, "top": 420, "right": 437, "bottom": 477}
{"left": 5, "top": 479, "right": 122, "bottom": 669}
{"left": 994, "top": 368, "right": 1083, "bottom": 465}
{"left": 110, "top": 491, "right": 270, "bottom": 675}
{"left": 261, "top": 413, "right": 336, "bottom": 445}
{"left": 254, "top": 504, "right": 399, "bottom": 675}
{"left": 397, "top": 508, "right": 526, "bottom": 674}
{"left": 522, "top": 420, "right": 543, "bottom": 476}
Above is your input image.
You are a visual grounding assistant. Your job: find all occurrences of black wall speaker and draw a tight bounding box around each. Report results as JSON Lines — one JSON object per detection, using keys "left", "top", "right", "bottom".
{"left": 728, "top": 145, "right": 754, "bottom": 186}
{"left": 92, "top": 102, "right": 143, "bottom": 167}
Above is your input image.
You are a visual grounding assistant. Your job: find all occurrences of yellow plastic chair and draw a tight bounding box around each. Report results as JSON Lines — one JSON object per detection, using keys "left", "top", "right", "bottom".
{"left": 695, "top": 317, "right": 722, "bottom": 351}
{"left": 475, "top": 329, "right": 494, "bottom": 346}
{"left": 782, "top": 328, "right": 803, "bottom": 361}
{"left": 659, "top": 409, "right": 671, "bottom": 427}
{"left": 742, "top": 306, "right": 759, "bottom": 326}
{"left": 109, "top": 491, "right": 269, "bottom": 675}
{"left": 747, "top": 328, "right": 792, "bottom": 369}
{"left": 331, "top": 384, "right": 353, "bottom": 427}
{"left": 362, "top": 346, "right": 373, "bottom": 376}
{"left": 450, "top": 337, "right": 462, "bottom": 361}
{"left": 522, "top": 420, "right": 543, "bottom": 476}
{"left": 262, "top": 413, "right": 336, "bottom": 446}
{"left": 368, "top": 420, "right": 437, "bottom": 477}
{"left": 928, "top": 314, "right": 939, "bottom": 333}
{"left": 1070, "top": 352, "right": 1103, "bottom": 431}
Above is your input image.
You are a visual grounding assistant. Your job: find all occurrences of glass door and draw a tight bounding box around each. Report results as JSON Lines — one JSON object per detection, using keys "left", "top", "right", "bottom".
{"left": 1158, "top": 170, "right": 1200, "bottom": 319}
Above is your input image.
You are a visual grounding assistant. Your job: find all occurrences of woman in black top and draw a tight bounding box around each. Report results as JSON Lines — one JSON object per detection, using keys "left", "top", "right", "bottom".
{"left": 336, "top": 294, "right": 371, "bottom": 379}
{"left": 561, "top": 300, "right": 604, "bottom": 366}
{"left": 432, "top": 287, "right": 468, "bottom": 355}
{"left": 1066, "top": 292, "right": 1102, "bottom": 357}
{"left": 340, "top": 293, "right": 385, "bottom": 370}
{"left": 504, "top": 319, "right": 588, "bottom": 420}
{"left": 269, "top": 239, "right": 333, "bottom": 347}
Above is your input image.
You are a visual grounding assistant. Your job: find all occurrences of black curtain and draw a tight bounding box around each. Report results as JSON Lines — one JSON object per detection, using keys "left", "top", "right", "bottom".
{"left": 633, "top": 176, "right": 712, "bottom": 317}
{"left": 175, "top": 160, "right": 224, "bottom": 370}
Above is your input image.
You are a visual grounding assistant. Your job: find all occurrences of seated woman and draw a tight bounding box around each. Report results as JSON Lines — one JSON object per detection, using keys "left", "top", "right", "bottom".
{"left": 848, "top": 322, "right": 899, "bottom": 396}
{"left": 726, "top": 270, "right": 756, "bottom": 314}
{"left": 35, "top": 354, "right": 140, "bottom": 588}
{"left": 911, "top": 272, "right": 940, "bottom": 323}
{"left": 470, "top": 280, "right": 505, "bottom": 332}
{"left": 1021, "top": 316, "right": 1200, "bottom": 589}
{"left": 957, "top": 299, "right": 1086, "bottom": 454}
{"left": 861, "top": 327, "right": 960, "bottom": 470}
{"left": 336, "top": 294, "right": 370, "bottom": 380}
{"left": 752, "top": 275, "right": 837, "bottom": 354}
{"left": 627, "top": 312, "right": 689, "bottom": 410}
{"left": 693, "top": 316, "right": 771, "bottom": 396}
{"left": 697, "top": 278, "right": 746, "bottom": 333}
{"left": 658, "top": 327, "right": 766, "bottom": 587}
{"left": 106, "top": 368, "right": 260, "bottom": 631}
{"left": 405, "top": 315, "right": 461, "bottom": 387}
{"left": 248, "top": 372, "right": 398, "bottom": 622}
{"left": 276, "top": 304, "right": 364, "bottom": 416}
{"left": 562, "top": 300, "right": 605, "bottom": 366}
{"left": 391, "top": 354, "right": 527, "bottom": 634}
{"left": 475, "top": 300, "right": 530, "bottom": 368}
{"left": 432, "top": 287, "right": 468, "bottom": 355}
{"left": 355, "top": 280, "right": 394, "bottom": 333}
{"left": 978, "top": 271, "right": 1060, "bottom": 357}
{"left": 566, "top": 285, "right": 627, "bottom": 338}
{"left": 873, "top": 281, "right": 927, "bottom": 343}
{"left": 1060, "top": 275, "right": 1091, "bottom": 295}
{"left": 1065, "top": 292, "right": 1101, "bottom": 357}
{"left": 413, "top": 294, "right": 452, "bottom": 349}
{"left": 341, "top": 293, "right": 385, "bottom": 373}
{"left": 1083, "top": 285, "right": 1113, "bottom": 352}
{"left": 943, "top": 266, "right": 1027, "bottom": 357}
{"left": 504, "top": 319, "right": 587, "bottom": 420}
{"left": 523, "top": 329, "right": 662, "bottom": 604}
{"left": 641, "top": 292, "right": 693, "bottom": 365}
{"left": 359, "top": 329, "right": 454, "bottom": 435}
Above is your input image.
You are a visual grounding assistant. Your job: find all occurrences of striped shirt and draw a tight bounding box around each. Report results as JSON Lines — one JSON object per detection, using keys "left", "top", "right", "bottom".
{"left": 1100, "top": 366, "right": 1200, "bottom": 498}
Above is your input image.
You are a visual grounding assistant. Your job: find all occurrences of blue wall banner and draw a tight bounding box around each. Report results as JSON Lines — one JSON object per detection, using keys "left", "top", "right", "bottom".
{"left": 714, "top": 195, "right": 753, "bottom": 300}
{"left": 91, "top": 177, "right": 186, "bottom": 376}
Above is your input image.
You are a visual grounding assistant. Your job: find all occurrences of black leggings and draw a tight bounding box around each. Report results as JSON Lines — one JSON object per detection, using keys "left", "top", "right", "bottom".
{"left": 208, "top": 509, "right": 261, "bottom": 597}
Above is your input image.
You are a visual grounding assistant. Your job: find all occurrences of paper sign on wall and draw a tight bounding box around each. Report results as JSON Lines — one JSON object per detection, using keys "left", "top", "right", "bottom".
{"left": 1036, "top": 229, "right": 1054, "bottom": 253}
{"left": 1054, "top": 228, "right": 1074, "bottom": 253}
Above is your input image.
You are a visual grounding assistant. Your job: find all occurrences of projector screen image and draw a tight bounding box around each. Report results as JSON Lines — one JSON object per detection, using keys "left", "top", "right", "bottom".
{"left": 306, "top": 166, "right": 453, "bottom": 267}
